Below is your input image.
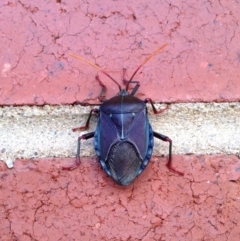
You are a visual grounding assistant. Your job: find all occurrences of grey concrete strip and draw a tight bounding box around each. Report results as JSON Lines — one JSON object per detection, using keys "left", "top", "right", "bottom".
{"left": 0, "top": 103, "right": 239, "bottom": 167}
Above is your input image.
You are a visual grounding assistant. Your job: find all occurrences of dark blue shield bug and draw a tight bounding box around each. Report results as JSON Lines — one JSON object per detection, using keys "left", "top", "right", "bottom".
{"left": 63, "top": 44, "right": 183, "bottom": 185}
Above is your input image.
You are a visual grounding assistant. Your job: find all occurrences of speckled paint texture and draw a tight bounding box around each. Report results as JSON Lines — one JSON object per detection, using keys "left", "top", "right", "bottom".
{"left": 1, "top": 156, "right": 240, "bottom": 240}
{"left": 0, "top": 0, "right": 240, "bottom": 105}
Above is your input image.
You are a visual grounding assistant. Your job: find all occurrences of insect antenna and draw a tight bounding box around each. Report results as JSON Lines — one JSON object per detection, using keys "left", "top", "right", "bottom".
{"left": 126, "top": 43, "right": 168, "bottom": 91}
{"left": 70, "top": 53, "right": 122, "bottom": 91}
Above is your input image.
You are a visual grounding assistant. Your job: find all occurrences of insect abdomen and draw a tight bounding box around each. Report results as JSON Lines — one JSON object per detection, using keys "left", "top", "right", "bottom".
{"left": 106, "top": 140, "right": 142, "bottom": 185}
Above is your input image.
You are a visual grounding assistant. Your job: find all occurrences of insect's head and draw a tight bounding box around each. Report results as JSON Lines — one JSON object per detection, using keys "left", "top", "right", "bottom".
{"left": 118, "top": 89, "right": 129, "bottom": 96}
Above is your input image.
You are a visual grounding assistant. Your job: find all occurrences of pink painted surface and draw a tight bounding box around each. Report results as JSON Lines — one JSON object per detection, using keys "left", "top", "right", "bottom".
{"left": 0, "top": 156, "right": 240, "bottom": 240}
{"left": 1, "top": 0, "right": 240, "bottom": 105}
{"left": 1, "top": 2, "right": 240, "bottom": 240}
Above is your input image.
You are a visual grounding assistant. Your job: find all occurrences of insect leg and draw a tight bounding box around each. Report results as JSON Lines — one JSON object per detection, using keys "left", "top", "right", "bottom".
{"left": 62, "top": 132, "right": 95, "bottom": 170}
{"left": 72, "top": 108, "right": 99, "bottom": 131}
{"left": 122, "top": 68, "right": 140, "bottom": 96}
{"left": 96, "top": 74, "right": 108, "bottom": 102}
{"left": 145, "top": 98, "right": 169, "bottom": 114}
{"left": 153, "top": 131, "right": 184, "bottom": 176}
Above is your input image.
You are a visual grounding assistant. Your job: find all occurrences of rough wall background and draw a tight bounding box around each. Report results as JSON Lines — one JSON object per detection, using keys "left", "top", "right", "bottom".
{"left": 1, "top": 103, "right": 240, "bottom": 166}
{"left": 1, "top": 0, "right": 240, "bottom": 104}
{"left": 1, "top": 156, "right": 240, "bottom": 240}
{"left": 1, "top": 0, "right": 240, "bottom": 240}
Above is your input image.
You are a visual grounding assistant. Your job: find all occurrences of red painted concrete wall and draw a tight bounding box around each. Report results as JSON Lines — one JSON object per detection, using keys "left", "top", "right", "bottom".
{"left": 1, "top": 0, "right": 240, "bottom": 105}
{"left": 1, "top": 0, "right": 240, "bottom": 240}
{"left": 1, "top": 156, "right": 240, "bottom": 240}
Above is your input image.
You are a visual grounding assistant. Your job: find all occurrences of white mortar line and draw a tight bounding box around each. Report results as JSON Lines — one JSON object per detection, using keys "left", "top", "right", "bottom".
{"left": 0, "top": 103, "right": 239, "bottom": 167}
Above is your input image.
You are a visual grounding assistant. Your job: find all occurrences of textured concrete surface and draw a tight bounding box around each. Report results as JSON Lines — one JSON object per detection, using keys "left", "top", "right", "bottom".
{"left": 1, "top": 0, "right": 240, "bottom": 240}
{"left": 1, "top": 102, "right": 240, "bottom": 167}
{"left": 0, "top": 156, "right": 240, "bottom": 241}
{"left": 0, "top": 0, "right": 240, "bottom": 105}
